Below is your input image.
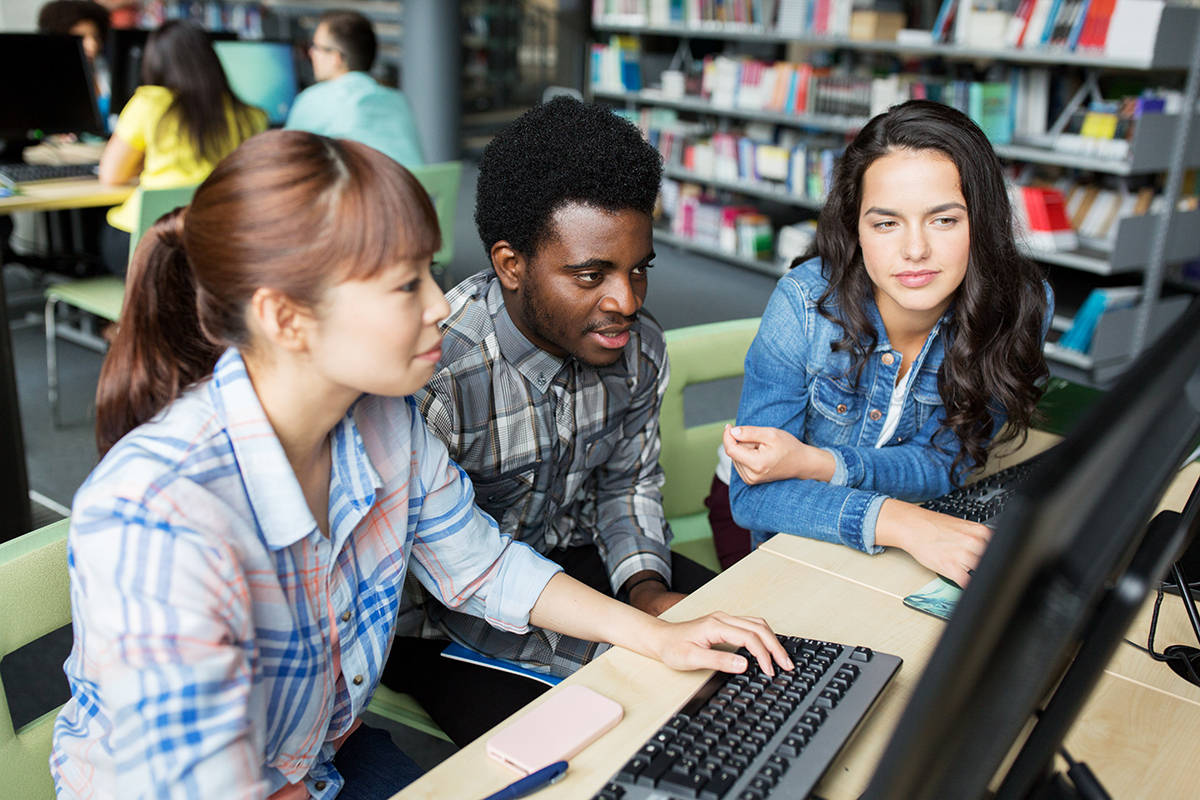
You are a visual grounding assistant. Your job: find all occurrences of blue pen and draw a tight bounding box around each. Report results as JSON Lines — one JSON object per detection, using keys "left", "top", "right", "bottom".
{"left": 482, "top": 760, "right": 569, "bottom": 800}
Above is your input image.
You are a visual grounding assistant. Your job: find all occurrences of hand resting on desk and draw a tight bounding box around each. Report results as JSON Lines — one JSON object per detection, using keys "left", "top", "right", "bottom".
{"left": 723, "top": 424, "right": 991, "bottom": 587}
{"left": 529, "top": 572, "right": 795, "bottom": 678}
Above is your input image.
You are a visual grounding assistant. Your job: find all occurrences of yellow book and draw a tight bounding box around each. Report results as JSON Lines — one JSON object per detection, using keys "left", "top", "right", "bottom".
{"left": 1079, "top": 111, "right": 1119, "bottom": 140}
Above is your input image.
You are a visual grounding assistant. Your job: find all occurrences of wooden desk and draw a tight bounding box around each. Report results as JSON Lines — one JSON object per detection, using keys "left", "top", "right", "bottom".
{"left": 0, "top": 177, "right": 133, "bottom": 538}
{"left": 0, "top": 178, "right": 134, "bottom": 215}
{"left": 395, "top": 440, "right": 1200, "bottom": 800}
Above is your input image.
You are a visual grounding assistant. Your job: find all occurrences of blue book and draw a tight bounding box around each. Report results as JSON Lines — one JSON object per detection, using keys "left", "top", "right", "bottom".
{"left": 1039, "top": 0, "right": 1065, "bottom": 44}
{"left": 439, "top": 642, "right": 564, "bottom": 687}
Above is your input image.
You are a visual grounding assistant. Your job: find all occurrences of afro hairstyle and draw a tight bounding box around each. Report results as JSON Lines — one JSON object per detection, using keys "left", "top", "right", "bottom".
{"left": 474, "top": 97, "right": 663, "bottom": 259}
{"left": 37, "top": 0, "right": 110, "bottom": 37}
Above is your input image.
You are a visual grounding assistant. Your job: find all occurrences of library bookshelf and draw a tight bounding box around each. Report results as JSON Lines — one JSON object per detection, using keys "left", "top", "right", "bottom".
{"left": 590, "top": 4, "right": 1200, "bottom": 384}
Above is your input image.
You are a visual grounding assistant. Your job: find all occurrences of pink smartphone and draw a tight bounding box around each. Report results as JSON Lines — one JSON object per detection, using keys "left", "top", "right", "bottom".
{"left": 485, "top": 684, "right": 624, "bottom": 775}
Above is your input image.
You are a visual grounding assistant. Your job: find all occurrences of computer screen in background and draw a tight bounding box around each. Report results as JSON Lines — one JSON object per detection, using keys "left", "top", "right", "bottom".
{"left": 862, "top": 297, "right": 1200, "bottom": 800}
{"left": 108, "top": 29, "right": 243, "bottom": 119}
{"left": 0, "top": 34, "right": 103, "bottom": 161}
{"left": 212, "top": 40, "right": 299, "bottom": 126}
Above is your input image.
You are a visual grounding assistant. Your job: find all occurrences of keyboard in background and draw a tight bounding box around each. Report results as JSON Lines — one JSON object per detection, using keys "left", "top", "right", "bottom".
{"left": 593, "top": 635, "right": 902, "bottom": 800}
{"left": 0, "top": 162, "right": 99, "bottom": 184}
{"left": 921, "top": 451, "right": 1050, "bottom": 524}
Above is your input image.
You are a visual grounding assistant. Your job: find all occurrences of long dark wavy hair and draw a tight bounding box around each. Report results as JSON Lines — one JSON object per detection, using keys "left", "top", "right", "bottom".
{"left": 809, "top": 99, "right": 1049, "bottom": 480}
{"left": 95, "top": 131, "right": 440, "bottom": 457}
{"left": 141, "top": 20, "right": 262, "bottom": 164}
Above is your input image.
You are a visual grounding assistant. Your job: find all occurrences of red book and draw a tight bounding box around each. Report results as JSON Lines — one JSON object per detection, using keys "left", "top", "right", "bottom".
{"left": 1076, "top": 0, "right": 1117, "bottom": 49}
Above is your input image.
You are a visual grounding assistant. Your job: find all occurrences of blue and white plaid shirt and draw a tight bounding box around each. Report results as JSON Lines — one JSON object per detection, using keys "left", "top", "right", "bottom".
{"left": 51, "top": 349, "right": 560, "bottom": 800}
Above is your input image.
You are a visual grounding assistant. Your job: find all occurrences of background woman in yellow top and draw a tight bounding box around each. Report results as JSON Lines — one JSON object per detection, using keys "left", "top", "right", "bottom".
{"left": 98, "top": 20, "right": 267, "bottom": 274}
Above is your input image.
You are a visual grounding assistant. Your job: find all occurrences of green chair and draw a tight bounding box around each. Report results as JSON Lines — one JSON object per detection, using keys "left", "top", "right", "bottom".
{"left": 660, "top": 318, "right": 762, "bottom": 574}
{"left": 0, "top": 519, "right": 70, "bottom": 799}
{"left": 44, "top": 184, "right": 199, "bottom": 426}
{"left": 408, "top": 161, "right": 463, "bottom": 284}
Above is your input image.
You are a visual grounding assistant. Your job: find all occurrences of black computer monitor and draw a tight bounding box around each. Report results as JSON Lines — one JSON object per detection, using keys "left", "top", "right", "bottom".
{"left": 211, "top": 40, "right": 299, "bottom": 126}
{"left": 0, "top": 34, "right": 103, "bottom": 161}
{"left": 861, "top": 297, "right": 1200, "bottom": 800}
{"left": 106, "top": 28, "right": 151, "bottom": 117}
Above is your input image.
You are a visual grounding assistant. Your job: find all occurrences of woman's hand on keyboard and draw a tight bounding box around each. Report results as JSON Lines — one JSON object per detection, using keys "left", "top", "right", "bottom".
{"left": 650, "top": 612, "right": 795, "bottom": 677}
{"left": 875, "top": 499, "right": 992, "bottom": 587}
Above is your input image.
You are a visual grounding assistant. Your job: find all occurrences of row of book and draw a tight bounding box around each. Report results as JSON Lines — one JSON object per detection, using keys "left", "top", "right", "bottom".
{"left": 590, "top": 36, "right": 644, "bottom": 93}
{"left": 641, "top": 112, "right": 845, "bottom": 201}
{"left": 691, "top": 55, "right": 1060, "bottom": 142}
{"left": 593, "top": 0, "right": 781, "bottom": 26}
{"left": 137, "top": 1, "right": 265, "bottom": 39}
{"left": 595, "top": 0, "right": 1173, "bottom": 61}
{"left": 933, "top": 0, "right": 1132, "bottom": 54}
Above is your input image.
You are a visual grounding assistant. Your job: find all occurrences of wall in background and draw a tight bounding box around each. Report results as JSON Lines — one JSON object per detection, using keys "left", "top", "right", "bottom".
{"left": 0, "top": 0, "right": 43, "bottom": 30}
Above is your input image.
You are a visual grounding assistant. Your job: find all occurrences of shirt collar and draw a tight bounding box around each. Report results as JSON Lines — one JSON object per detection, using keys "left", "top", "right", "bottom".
{"left": 487, "top": 276, "right": 571, "bottom": 395}
{"left": 208, "top": 349, "right": 382, "bottom": 550}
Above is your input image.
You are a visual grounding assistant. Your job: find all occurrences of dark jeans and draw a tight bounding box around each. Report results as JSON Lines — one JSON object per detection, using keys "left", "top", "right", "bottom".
{"left": 100, "top": 223, "right": 130, "bottom": 276}
{"left": 383, "top": 545, "right": 716, "bottom": 746}
{"left": 333, "top": 722, "right": 424, "bottom": 800}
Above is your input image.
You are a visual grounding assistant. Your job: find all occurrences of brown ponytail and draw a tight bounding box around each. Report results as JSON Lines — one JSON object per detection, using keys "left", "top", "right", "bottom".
{"left": 96, "top": 208, "right": 222, "bottom": 457}
{"left": 94, "top": 130, "right": 441, "bottom": 458}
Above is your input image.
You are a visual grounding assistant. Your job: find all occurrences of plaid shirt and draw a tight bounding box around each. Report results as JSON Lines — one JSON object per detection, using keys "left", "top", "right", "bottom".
{"left": 408, "top": 270, "right": 672, "bottom": 676}
{"left": 51, "top": 349, "right": 560, "bottom": 800}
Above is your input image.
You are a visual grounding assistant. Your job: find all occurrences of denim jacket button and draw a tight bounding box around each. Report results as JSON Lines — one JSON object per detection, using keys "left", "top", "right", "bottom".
{"left": 836, "top": 404, "right": 848, "bottom": 414}
{"left": 869, "top": 409, "right": 882, "bottom": 421}
{"left": 881, "top": 353, "right": 895, "bottom": 366}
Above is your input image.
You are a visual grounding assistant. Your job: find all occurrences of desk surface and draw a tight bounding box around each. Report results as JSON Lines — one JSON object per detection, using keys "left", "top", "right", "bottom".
{"left": 0, "top": 178, "right": 134, "bottom": 215}
{"left": 397, "top": 437, "right": 1200, "bottom": 800}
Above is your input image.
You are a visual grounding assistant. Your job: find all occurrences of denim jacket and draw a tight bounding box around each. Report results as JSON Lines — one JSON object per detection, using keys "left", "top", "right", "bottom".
{"left": 730, "top": 257, "right": 1052, "bottom": 553}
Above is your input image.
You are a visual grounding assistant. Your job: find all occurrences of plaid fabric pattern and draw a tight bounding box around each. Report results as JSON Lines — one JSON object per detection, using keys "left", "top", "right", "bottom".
{"left": 408, "top": 270, "right": 672, "bottom": 676}
{"left": 50, "top": 349, "right": 560, "bottom": 800}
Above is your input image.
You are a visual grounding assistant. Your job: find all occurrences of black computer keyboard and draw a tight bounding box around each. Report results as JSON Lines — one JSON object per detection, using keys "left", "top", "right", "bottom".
{"left": 0, "top": 162, "right": 98, "bottom": 184}
{"left": 593, "top": 635, "right": 902, "bottom": 800}
{"left": 921, "top": 451, "right": 1049, "bottom": 524}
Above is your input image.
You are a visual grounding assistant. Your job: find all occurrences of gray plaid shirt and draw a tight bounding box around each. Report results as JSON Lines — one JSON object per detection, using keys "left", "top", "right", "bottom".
{"left": 406, "top": 269, "right": 673, "bottom": 676}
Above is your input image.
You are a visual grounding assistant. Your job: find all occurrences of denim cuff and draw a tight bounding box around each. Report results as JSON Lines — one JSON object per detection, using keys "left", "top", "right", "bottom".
{"left": 836, "top": 489, "right": 886, "bottom": 552}
{"left": 823, "top": 447, "right": 849, "bottom": 486}
{"left": 828, "top": 445, "right": 865, "bottom": 488}
{"left": 859, "top": 494, "right": 887, "bottom": 554}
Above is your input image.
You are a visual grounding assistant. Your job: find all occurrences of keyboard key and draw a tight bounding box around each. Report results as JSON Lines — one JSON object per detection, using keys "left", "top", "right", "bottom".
{"left": 701, "top": 769, "right": 740, "bottom": 800}
{"left": 660, "top": 767, "right": 708, "bottom": 797}
{"left": 850, "top": 647, "right": 873, "bottom": 662}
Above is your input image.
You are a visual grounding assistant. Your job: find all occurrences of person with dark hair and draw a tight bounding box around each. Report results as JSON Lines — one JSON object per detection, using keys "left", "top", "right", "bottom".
{"left": 284, "top": 9, "right": 424, "bottom": 167}
{"left": 711, "top": 99, "right": 1052, "bottom": 586}
{"left": 380, "top": 97, "right": 719, "bottom": 745}
{"left": 38, "top": 0, "right": 111, "bottom": 117}
{"left": 50, "top": 129, "right": 792, "bottom": 800}
{"left": 96, "top": 20, "right": 266, "bottom": 274}
{"left": 38, "top": 0, "right": 109, "bottom": 62}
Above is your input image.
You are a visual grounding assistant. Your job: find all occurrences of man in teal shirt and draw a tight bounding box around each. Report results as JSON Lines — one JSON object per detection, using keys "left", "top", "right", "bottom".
{"left": 285, "top": 10, "right": 425, "bottom": 168}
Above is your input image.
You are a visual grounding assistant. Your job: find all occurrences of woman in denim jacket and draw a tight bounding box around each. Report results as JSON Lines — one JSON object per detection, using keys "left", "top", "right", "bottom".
{"left": 720, "top": 100, "right": 1052, "bottom": 586}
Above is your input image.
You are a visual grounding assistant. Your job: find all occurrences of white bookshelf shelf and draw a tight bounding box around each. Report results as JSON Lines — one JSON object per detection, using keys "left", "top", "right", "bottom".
{"left": 653, "top": 229, "right": 788, "bottom": 277}
{"left": 662, "top": 165, "right": 824, "bottom": 210}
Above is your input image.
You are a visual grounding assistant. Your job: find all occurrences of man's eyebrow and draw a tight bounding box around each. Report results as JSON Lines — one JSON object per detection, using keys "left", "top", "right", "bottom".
{"left": 561, "top": 251, "right": 656, "bottom": 270}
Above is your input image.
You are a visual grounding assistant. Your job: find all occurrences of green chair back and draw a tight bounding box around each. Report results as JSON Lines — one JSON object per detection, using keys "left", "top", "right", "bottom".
{"left": 660, "top": 318, "right": 761, "bottom": 572}
{"left": 0, "top": 520, "right": 71, "bottom": 799}
{"left": 128, "top": 183, "right": 202, "bottom": 263}
{"left": 408, "top": 161, "right": 463, "bottom": 267}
